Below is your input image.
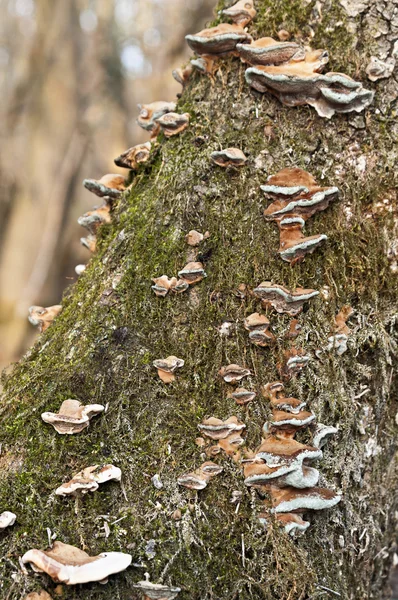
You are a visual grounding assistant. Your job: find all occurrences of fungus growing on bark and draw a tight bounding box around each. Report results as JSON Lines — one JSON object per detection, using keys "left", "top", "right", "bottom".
{"left": 41, "top": 399, "right": 105, "bottom": 434}
{"left": 278, "top": 348, "right": 310, "bottom": 379}
{"left": 77, "top": 205, "right": 111, "bottom": 234}
{"left": 177, "top": 262, "right": 206, "bottom": 284}
{"left": 243, "top": 312, "right": 275, "bottom": 347}
{"left": 156, "top": 112, "right": 190, "bottom": 137}
{"left": 186, "top": 23, "right": 251, "bottom": 57}
{"left": 178, "top": 461, "right": 223, "bottom": 490}
{"left": 261, "top": 168, "right": 340, "bottom": 263}
{"left": 153, "top": 356, "right": 184, "bottom": 383}
{"left": 83, "top": 174, "right": 126, "bottom": 198}
{"left": 198, "top": 416, "right": 245, "bottom": 439}
{"left": 245, "top": 58, "right": 374, "bottom": 118}
{"left": 286, "top": 319, "right": 302, "bottom": 339}
{"left": 22, "top": 541, "right": 132, "bottom": 585}
{"left": 137, "top": 101, "right": 176, "bottom": 138}
{"left": 170, "top": 279, "right": 189, "bottom": 294}
{"left": 114, "top": 142, "right": 151, "bottom": 170}
{"left": 172, "top": 63, "right": 193, "bottom": 87}
{"left": 0, "top": 511, "right": 16, "bottom": 530}
{"left": 151, "top": 276, "right": 177, "bottom": 297}
{"left": 24, "top": 592, "right": 53, "bottom": 600}
{"left": 263, "top": 381, "right": 307, "bottom": 413}
{"left": 210, "top": 147, "right": 247, "bottom": 167}
{"left": 253, "top": 281, "right": 319, "bottom": 315}
{"left": 219, "top": 364, "right": 251, "bottom": 383}
{"left": 326, "top": 305, "right": 353, "bottom": 355}
{"left": 231, "top": 387, "right": 256, "bottom": 405}
{"left": 237, "top": 37, "right": 305, "bottom": 66}
{"left": 270, "top": 486, "right": 341, "bottom": 513}
{"left": 313, "top": 423, "right": 338, "bottom": 449}
{"left": 80, "top": 234, "right": 97, "bottom": 253}
{"left": 133, "top": 573, "right": 181, "bottom": 599}
{"left": 275, "top": 512, "right": 310, "bottom": 535}
{"left": 28, "top": 305, "right": 62, "bottom": 333}
{"left": 185, "top": 230, "right": 210, "bottom": 246}
{"left": 55, "top": 465, "right": 121, "bottom": 497}
{"left": 222, "top": 0, "right": 256, "bottom": 26}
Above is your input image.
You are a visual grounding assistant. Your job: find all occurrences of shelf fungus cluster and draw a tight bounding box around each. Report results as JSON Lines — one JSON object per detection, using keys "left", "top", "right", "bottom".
{"left": 114, "top": 141, "right": 151, "bottom": 170}
{"left": 133, "top": 573, "right": 181, "bottom": 600}
{"left": 253, "top": 281, "right": 319, "bottom": 315}
{"left": 153, "top": 356, "right": 184, "bottom": 383}
{"left": 198, "top": 416, "right": 246, "bottom": 458}
{"left": 261, "top": 168, "right": 340, "bottom": 264}
{"left": 244, "top": 382, "right": 340, "bottom": 535}
{"left": 244, "top": 312, "right": 275, "bottom": 347}
{"left": 28, "top": 305, "right": 62, "bottom": 333}
{"left": 137, "top": 101, "right": 190, "bottom": 139}
{"left": 210, "top": 147, "right": 247, "bottom": 168}
{"left": 152, "top": 262, "right": 206, "bottom": 297}
{"left": 325, "top": 305, "right": 354, "bottom": 355}
{"left": 55, "top": 464, "right": 121, "bottom": 497}
{"left": 22, "top": 541, "right": 132, "bottom": 586}
{"left": 41, "top": 399, "right": 104, "bottom": 434}
{"left": 178, "top": 461, "right": 223, "bottom": 490}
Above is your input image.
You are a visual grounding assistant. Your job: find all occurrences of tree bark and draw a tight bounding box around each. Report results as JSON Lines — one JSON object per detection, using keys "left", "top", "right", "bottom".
{"left": 0, "top": 0, "right": 397, "bottom": 599}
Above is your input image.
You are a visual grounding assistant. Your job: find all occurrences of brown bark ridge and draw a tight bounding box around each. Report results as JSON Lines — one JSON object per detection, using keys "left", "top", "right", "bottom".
{"left": 0, "top": 0, "right": 397, "bottom": 598}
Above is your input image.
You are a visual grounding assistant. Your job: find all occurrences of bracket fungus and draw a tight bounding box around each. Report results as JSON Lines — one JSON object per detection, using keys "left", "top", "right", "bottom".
{"left": 80, "top": 234, "right": 97, "bottom": 253}
{"left": 28, "top": 305, "right": 62, "bottom": 333}
{"left": 83, "top": 174, "right": 126, "bottom": 198}
{"left": 151, "top": 275, "right": 177, "bottom": 297}
{"left": 137, "top": 101, "right": 176, "bottom": 138}
{"left": 253, "top": 281, "right": 319, "bottom": 315}
{"left": 0, "top": 511, "right": 16, "bottom": 530}
{"left": 155, "top": 112, "right": 190, "bottom": 137}
{"left": 77, "top": 205, "right": 111, "bottom": 234}
{"left": 177, "top": 262, "right": 206, "bottom": 285}
{"left": 326, "top": 305, "right": 353, "bottom": 355}
{"left": 41, "top": 399, "right": 104, "bottom": 434}
{"left": 153, "top": 356, "right": 184, "bottom": 383}
{"left": 237, "top": 37, "right": 305, "bottom": 66}
{"left": 243, "top": 312, "right": 275, "bottom": 347}
{"left": 231, "top": 387, "right": 256, "bottom": 405}
{"left": 178, "top": 461, "right": 223, "bottom": 490}
{"left": 270, "top": 486, "right": 341, "bottom": 513}
{"left": 261, "top": 168, "right": 340, "bottom": 264}
{"left": 55, "top": 465, "right": 121, "bottom": 497}
{"left": 222, "top": 0, "right": 256, "bottom": 26}
{"left": 245, "top": 46, "right": 373, "bottom": 118}
{"left": 210, "top": 147, "right": 247, "bottom": 167}
{"left": 172, "top": 63, "right": 193, "bottom": 87}
{"left": 185, "top": 230, "right": 210, "bottom": 246}
{"left": 186, "top": 24, "right": 251, "bottom": 74}
{"left": 133, "top": 573, "right": 180, "bottom": 600}
{"left": 114, "top": 142, "right": 151, "bottom": 170}
{"left": 198, "top": 416, "right": 245, "bottom": 440}
{"left": 22, "top": 541, "right": 132, "bottom": 585}
{"left": 278, "top": 348, "right": 310, "bottom": 379}
{"left": 219, "top": 364, "right": 251, "bottom": 383}
{"left": 313, "top": 423, "right": 338, "bottom": 449}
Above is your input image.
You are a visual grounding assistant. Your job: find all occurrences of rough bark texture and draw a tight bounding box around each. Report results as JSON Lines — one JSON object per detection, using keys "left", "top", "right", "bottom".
{"left": 0, "top": 0, "right": 397, "bottom": 599}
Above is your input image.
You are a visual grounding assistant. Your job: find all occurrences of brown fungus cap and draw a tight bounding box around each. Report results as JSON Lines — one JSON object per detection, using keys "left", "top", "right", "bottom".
{"left": 177, "top": 470, "right": 209, "bottom": 490}
{"left": 177, "top": 262, "right": 206, "bottom": 284}
{"left": 198, "top": 416, "right": 246, "bottom": 440}
{"left": 172, "top": 63, "right": 193, "bottom": 87}
{"left": 222, "top": 0, "right": 256, "bottom": 26}
{"left": 186, "top": 23, "right": 251, "bottom": 57}
{"left": 255, "top": 434, "right": 322, "bottom": 466}
{"left": 263, "top": 382, "right": 307, "bottom": 413}
{"left": 286, "top": 319, "right": 302, "bottom": 339}
{"left": 278, "top": 225, "right": 328, "bottom": 264}
{"left": 270, "top": 485, "right": 341, "bottom": 513}
{"left": 133, "top": 574, "right": 181, "bottom": 600}
{"left": 156, "top": 112, "right": 190, "bottom": 137}
{"left": 275, "top": 512, "right": 310, "bottom": 536}
{"left": 41, "top": 399, "right": 104, "bottom": 435}
{"left": 83, "top": 174, "right": 126, "bottom": 198}
{"left": 137, "top": 101, "right": 176, "bottom": 136}
{"left": 77, "top": 205, "right": 111, "bottom": 234}
{"left": 269, "top": 409, "right": 315, "bottom": 432}
{"left": 210, "top": 147, "right": 247, "bottom": 167}
{"left": 278, "top": 348, "right": 310, "bottom": 379}
{"left": 185, "top": 230, "right": 210, "bottom": 246}
{"left": 243, "top": 312, "right": 270, "bottom": 331}
{"left": 22, "top": 541, "right": 132, "bottom": 585}
{"left": 237, "top": 37, "right": 305, "bottom": 66}
{"left": 253, "top": 281, "right": 319, "bottom": 315}
{"left": 170, "top": 279, "right": 190, "bottom": 294}
{"left": 114, "top": 142, "right": 151, "bottom": 170}
{"left": 153, "top": 356, "right": 184, "bottom": 383}
{"left": 219, "top": 364, "right": 251, "bottom": 383}
{"left": 151, "top": 276, "right": 177, "bottom": 297}
{"left": 231, "top": 387, "right": 256, "bottom": 405}
{"left": 80, "top": 234, "right": 97, "bottom": 253}
{"left": 55, "top": 465, "right": 122, "bottom": 497}
{"left": 28, "top": 305, "right": 62, "bottom": 333}
{"left": 334, "top": 305, "right": 354, "bottom": 335}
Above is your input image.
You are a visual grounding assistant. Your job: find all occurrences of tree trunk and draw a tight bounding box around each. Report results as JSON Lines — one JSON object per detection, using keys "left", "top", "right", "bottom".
{"left": 0, "top": 1, "right": 397, "bottom": 599}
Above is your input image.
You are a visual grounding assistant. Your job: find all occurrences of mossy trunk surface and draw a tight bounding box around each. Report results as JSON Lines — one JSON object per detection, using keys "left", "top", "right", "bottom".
{"left": 1, "top": 1, "right": 397, "bottom": 598}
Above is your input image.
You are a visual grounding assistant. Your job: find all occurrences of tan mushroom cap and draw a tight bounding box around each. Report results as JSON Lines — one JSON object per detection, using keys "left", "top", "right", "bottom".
{"left": 177, "top": 470, "right": 209, "bottom": 490}
{"left": 156, "top": 112, "right": 190, "bottom": 137}
{"left": 41, "top": 399, "right": 105, "bottom": 435}
{"left": 185, "top": 230, "right": 209, "bottom": 246}
{"left": 248, "top": 328, "right": 276, "bottom": 347}
{"left": 22, "top": 541, "right": 132, "bottom": 585}
{"left": 275, "top": 512, "right": 310, "bottom": 535}
{"left": 24, "top": 592, "right": 53, "bottom": 600}
{"left": 269, "top": 409, "right": 315, "bottom": 430}
{"left": 237, "top": 37, "right": 305, "bottom": 66}
{"left": 28, "top": 305, "right": 63, "bottom": 333}
{"left": 172, "top": 63, "right": 193, "bottom": 86}
{"left": 153, "top": 356, "right": 184, "bottom": 383}
{"left": 243, "top": 312, "right": 270, "bottom": 331}
{"left": 270, "top": 485, "right": 341, "bottom": 513}
{"left": 55, "top": 465, "right": 122, "bottom": 497}
{"left": 255, "top": 434, "right": 322, "bottom": 465}
{"left": 231, "top": 387, "right": 256, "bottom": 405}
{"left": 114, "top": 142, "right": 151, "bottom": 170}
{"left": 222, "top": 0, "right": 256, "bottom": 26}
{"left": 83, "top": 174, "right": 126, "bottom": 198}
{"left": 185, "top": 23, "right": 251, "bottom": 57}
{"left": 264, "top": 382, "right": 307, "bottom": 413}
{"left": 198, "top": 416, "right": 246, "bottom": 440}
{"left": 334, "top": 305, "right": 354, "bottom": 335}
{"left": 170, "top": 279, "right": 189, "bottom": 294}
{"left": 219, "top": 364, "right": 251, "bottom": 383}
{"left": 286, "top": 319, "right": 302, "bottom": 339}
{"left": 177, "top": 262, "right": 206, "bottom": 284}
{"left": 133, "top": 574, "right": 181, "bottom": 599}
{"left": 0, "top": 511, "right": 16, "bottom": 530}
{"left": 151, "top": 275, "right": 177, "bottom": 297}
{"left": 80, "top": 234, "right": 97, "bottom": 253}
{"left": 137, "top": 101, "right": 176, "bottom": 137}
{"left": 77, "top": 205, "right": 111, "bottom": 233}
{"left": 253, "top": 281, "right": 319, "bottom": 316}
{"left": 200, "top": 461, "right": 223, "bottom": 476}
{"left": 279, "top": 226, "right": 328, "bottom": 264}
{"left": 210, "top": 147, "right": 247, "bottom": 167}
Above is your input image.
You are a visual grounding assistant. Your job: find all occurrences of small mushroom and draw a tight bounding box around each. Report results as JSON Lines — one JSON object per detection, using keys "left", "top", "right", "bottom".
{"left": 28, "top": 305, "right": 62, "bottom": 333}
{"left": 313, "top": 423, "right": 338, "bottom": 449}
{"left": 22, "top": 541, "right": 132, "bottom": 585}
{"left": 231, "top": 387, "right": 256, "bottom": 405}
{"left": 253, "top": 281, "right": 319, "bottom": 315}
{"left": 285, "top": 319, "right": 302, "bottom": 339}
{"left": 334, "top": 305, "right": 354, "bottom": 335}
{"left": 77, "top": 205, "right": 111, "bottom": 234}
{"left": 210, "top": 148, "right": 247, "bottom": 167}
{"left": 237, "top": 37, "right": 305, "bottom": 66}
{"left": 80, "top": 234, "right": 97, "bottom": 253}
{"left": 177, "top": 470, "right": 208, "bottom": 490}
{"left": 185, "top": 230, "right": 210, "bottom": 246}
{"left": 172, "top": 63, "right": 193, "bottom": 87}
{"left": 185, "top": 23, "right": 251, "bottom": 58}
{"left": 263, "top": 382, "right": 307, "bottom": 413}
{"left": 170, "top": 279, "right": 190, "bottom": 294}
{"left": 41, "top": 399, "right": 105, "bottom": 435}
{"left": 83, "top": 174, "right": 126, "bottom": 198}
{"left": 254, "top": 435, "right": 322, "bottom": 467}
{"left": 177, "top": 262, "right": 206, "bottom": 284}
{"left": 151, "top": 276, "right": 177, "bottom": 297}
{"left": 200, "top": 461, "right": 223, "bottom": 477}
{"left": 269, "top": 409, "right": 315, "bottom": 433}
{"left": 219, "top": 364, "right": 251, "bottom": 383}
{"left": 243, "top": 312, "right": 275, "bottom": 347}
{"left": 222, "top": 0, "right": 256, "bottom": 26}
{"left": 137, "top": 101, "right": 176, "bottom": 138}
{"left": 114, "top": 142, "right": 151, "bottom": 170}
{"left": 156, "top": 112, "right": 190, "bottom": 137}
{"left": 278, "top": 348, "right": 310, "bottom": 379}
{"left": 198, "top": 416, "right": 246, "bottom": 439}
{"left": 0, "top": 511, "right": 16, "bottom": 530}
{"left": 75, "top": 264, "right": 86, "bottom": 275}
{"left": 55, "top": 465, "right": 121, "bottom": 497}
{"left": 275, "top": 512, "right": 310, "bottom": 536}
{"left": 133, "top": 573, "right": 181, "bottom": 600}
{"left": 326, "top": 305, "right": 353, "bottom": 355}
{"left": 153, "top": 356, "right": 184, "bottom": 383}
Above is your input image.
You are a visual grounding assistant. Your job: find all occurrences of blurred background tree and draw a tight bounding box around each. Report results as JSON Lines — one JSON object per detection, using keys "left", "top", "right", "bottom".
{"left": 0, "top": 0, "right": 214, "bottom": 369}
